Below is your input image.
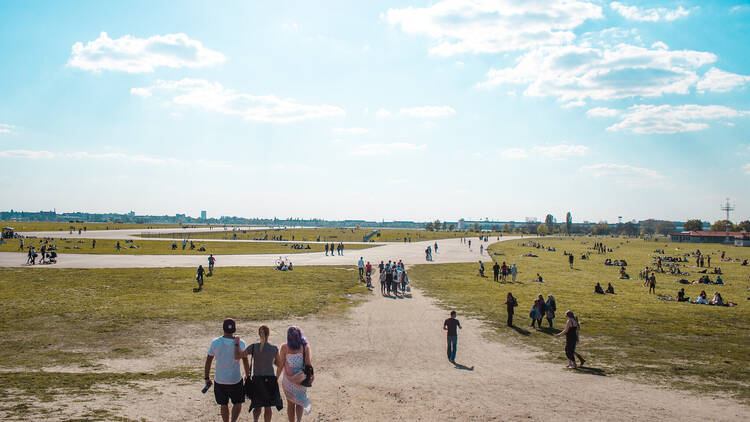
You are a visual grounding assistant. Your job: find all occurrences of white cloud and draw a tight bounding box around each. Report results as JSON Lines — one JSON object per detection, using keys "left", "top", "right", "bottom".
{"left": 586, "top": 107, "right": 621, "bottom": 117}
{"left": 696, "top": 67, "right": 750, "bottom": 93}
{"left": 731, "top": 5, "right": 749, "bottom": 13}
{"left": 399, "top": 105, "right": 456, "bottom": 118}
{"left": 385, "top": 0, "right": 603, "bottom": 56}
{"left": 579, "top": 163, "right": 663, "bottom": 180}
{"left": 0, "top": 149, "right": 231, "bottom": 167}
{"left": 500, "top": 148, "right": 528, "bottom": 159}
{"left": 455, "top": 61, "right": 465, "bottom": 67}
{"left": 651, "top": 41, "right": 668, "bottom": 50}
{"left": 132, "top": 79, "right": 345, "bottom": 123}
{"left": 332, "top": 127, "right": 369, "bottom": 134}
{"left": 351, "top": 142, "right": 427, "bottom": 156}
{"left": 743, "top": 164, "right": 750, "bottom": 175}
{"left": 68, "top": 32, "right": 225, "bottom": 73}
{"left": 562, "top": 100, "right": 586, "bottom": 108}
{"left": 376, "top": 108, "right": 392, "bottom": 118}
{"left": 0, "top": 149, "right": 55, "bottom": 159}
{"left": 610, "top": 2, "right": 690, "bottom": 22}
{"left": 533, "top": 144, "right": 588, "bottom": 158}
{"left": 605, "top": 104, "right": 749, "bottom": 134}
{"left": 481, "top": 43, "right": 716, "bottom": 102}
{"left": 0, "top": 123, "right": 14, "bottom": 134}
{"left": 282, "top": 22, "right": 298, "bottom": 30}
{"left": 130, "top": 87, "right": 152, "bottom": 98}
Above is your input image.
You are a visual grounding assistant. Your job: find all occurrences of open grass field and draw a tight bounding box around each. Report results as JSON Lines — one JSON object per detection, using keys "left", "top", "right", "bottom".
{"left": 0, "top": 265, "right": 367, "bottom": 417}
{"left": 1, "top": 221, "right": 183, "bottom": 232}
{"left": 141, "top": 227, "right": 502, "bottom": 242}
{"left": 0, "top": 237, "right": 374, "bottom": 256}
{"left": 408, "top": 237, "right": 750, "bottom": 402}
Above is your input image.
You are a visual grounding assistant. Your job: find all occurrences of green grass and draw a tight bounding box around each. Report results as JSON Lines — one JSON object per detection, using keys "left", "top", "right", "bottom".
{"left": 0, "top": 265, "right": 368, "bottom": 418}
{"left": 0, "top": 266, "right": 368, "bottom": 369}
{"left": 141, "top": 227, "right": 502, "bottom": 242}
{"left": 0, "top": 237, "right": 374, "bottom": 255}
{"left": 1, "top": 221, "right": 182, "bottom": 232}
{"left": 408, "top": 237, "right": 750, "bottom": 402}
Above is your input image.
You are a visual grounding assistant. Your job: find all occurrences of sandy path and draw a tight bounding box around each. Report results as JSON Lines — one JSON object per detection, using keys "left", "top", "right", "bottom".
{"left": 0, "top": 236, "right": 508, "bottom": 268}
{"left": 23, "top": 285, "right": 746, "bottom": 422}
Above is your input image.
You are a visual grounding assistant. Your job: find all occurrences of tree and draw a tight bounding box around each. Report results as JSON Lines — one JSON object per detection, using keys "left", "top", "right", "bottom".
{"left": 472, "top": 222, "right": 480, "bottom": 232}
{"left": 565, "top": 212, "right": 572, "bottom": 235}
{"left": 655, "top": 221, "right": 676, "bottom": 236}
{"left": 736, "top": 220, "right": 750, "bottom": 232}
{"left": 710, "top": 220, "right": 734, "bottom": 232}
{"left": 491, "top": 224, "right": 500, "bottom": 232}
{"left": 537, "top": 223, "right": 549, "bottom": 235}
{"left": 640, "top": 219, "right": 657, "bottom": 236}
{"left": 442, "top": 221, "right": 447, "bottom": 231}
{"left": 545, "top": 214, "right": 554, "bottom": 232}
{"left": 591, "top": 222, "right": 611, "bottom": 235}
{"left": 434, "top": 220, "right": 441, "bottom": 231}
{"left": 621, "top": 222, "right": 639, "bottom": 237}
{"left": 502, "top": 223, "right": 513, "bottom": 233}
{"left": 683, "top": 219, "right": 703, "bottom": 232}
{"left": 448, "top": 224, "right": 455, "bottom": 231}
{"left": 424, "top": 222, "right": 434, "bottom": 231}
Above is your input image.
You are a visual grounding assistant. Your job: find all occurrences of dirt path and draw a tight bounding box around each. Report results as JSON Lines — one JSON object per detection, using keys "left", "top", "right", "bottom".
{"left": 37, "top": 285, "right": 746, "bottom": 422}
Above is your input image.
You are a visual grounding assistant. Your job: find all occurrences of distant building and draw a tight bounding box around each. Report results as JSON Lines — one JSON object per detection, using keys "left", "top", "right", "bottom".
{"left": 201, "top": 210, "right": 207, "bottom": 220}
{"left": 458, "top": 218, "right": 465, "bottom": 230}
{"left": 670, "top": 231, "right": 750, "bottom": 246}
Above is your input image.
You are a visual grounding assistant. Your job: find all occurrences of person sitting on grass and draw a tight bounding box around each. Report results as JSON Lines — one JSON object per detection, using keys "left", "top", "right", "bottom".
{"left": 606, "top": 283, "right": 615, "bottom": 294}
{"left": 710, "top": 292, "right": 724, "bottom": 306}
{"left": 693, "top": 290, "right": 708, "bottom": 304}
{"left": 532, "top": 273, "right": 544, "bottom": 283}
{"left": 619, "top": 267, "right": 630, "bottom": 279}
{"left": 677, "top": 288, "right": 689, "bottom": 302}
{"left": 716, "top": 275, "right": 724, "bottom": 285}
{"left": 594, "top": 282, "right": 605, "bottom": 294}
{"left": 604, "top": 258, "right": 612, "bottom": 266}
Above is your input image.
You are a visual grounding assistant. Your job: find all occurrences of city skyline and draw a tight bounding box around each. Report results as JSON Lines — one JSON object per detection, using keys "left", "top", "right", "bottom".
{"left": 1, "top": 1, "right": 749, "bottom": 222}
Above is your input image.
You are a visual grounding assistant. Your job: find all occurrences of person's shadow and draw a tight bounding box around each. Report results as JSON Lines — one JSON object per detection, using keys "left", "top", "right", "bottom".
{"left": 453, "top": 362, "right": 474, "bottom": 371}
{"left": 510, "top": 325, "right": 531, "bottom": 336}
{"left": 575, "top": 366, "right": 606, "bottom": 376}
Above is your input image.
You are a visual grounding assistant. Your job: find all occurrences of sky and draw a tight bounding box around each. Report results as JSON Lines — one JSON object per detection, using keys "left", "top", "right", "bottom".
{"left": 1, "top": 0, "right": 749, "bottom": 223}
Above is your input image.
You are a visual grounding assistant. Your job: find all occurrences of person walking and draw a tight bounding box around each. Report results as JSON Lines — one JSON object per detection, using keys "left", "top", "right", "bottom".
{"left": 196, "top": 265, "right": 205, "bottom": 291}
{"left": 493, "top": 261, "right": 500, "bottom": 282}
{"left": 505, "top": 293, "right": 518, "bottom": 327}
{"left": 234, "top": 325, "right": 284, "bottom": 421}
{"left": 648, "top": 273, "right": 656, "bottom": 294}
{"left": 568, "top": 254, "right": 574, "bottom": 268}
{"left": 324, "top": 243, "right": 328, "bottom": 256}
{"left": 443, "top": 311, "right": 462, "bottom": 363}
{"left": 556, "top": 311, "right": 585, "bottom": 369}
{"left": 330, "top": 243, "right": 334, "bottom": 257}
{"left": 511, "top": 263, "right": 517, "bottom": 282}
{"left": 379, "top": 269, "right": 387, "bottom": 295}
{"left": 204, "top": 319, "right": 250, "bottom": 422}
{"left": 545, "top": 295, "right": 557, "bottom": 328}
{"left": 531, "top": 294, "right": 546, "bottom": 329}
{"left": 385, "top": 268, "right": 393, "bottom": 296}
{"left": 208, "top": 254, "right": 216, "bottom": 275}
{"left": 358, "top": 257, "right": 365, "bottom": 280}
{"left": 279, "top": 326, "right": 313, "bottom": 421}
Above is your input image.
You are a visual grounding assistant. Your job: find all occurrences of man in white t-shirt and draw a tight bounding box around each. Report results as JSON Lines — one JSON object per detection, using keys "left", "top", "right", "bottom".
{"left": 204, "top": 318, "right": 250, "bottom": 422}
{"left": 358, "top": 257, "right": 365, "bottom": 279}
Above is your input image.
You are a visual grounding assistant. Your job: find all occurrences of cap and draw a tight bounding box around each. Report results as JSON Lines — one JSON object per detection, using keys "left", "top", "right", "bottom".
{"left": 223, "top": 318, "right": 236, "bottom": 333}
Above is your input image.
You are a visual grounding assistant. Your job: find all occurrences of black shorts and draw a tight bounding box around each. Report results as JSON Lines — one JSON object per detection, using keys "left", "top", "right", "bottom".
{"left": 214, "top": 380, "right": 245, "bottom": 405}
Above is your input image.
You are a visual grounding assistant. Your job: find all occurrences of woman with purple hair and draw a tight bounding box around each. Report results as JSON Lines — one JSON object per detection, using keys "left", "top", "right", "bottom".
{"left": 278, "top": 326, "right": 312, "bottom": 421}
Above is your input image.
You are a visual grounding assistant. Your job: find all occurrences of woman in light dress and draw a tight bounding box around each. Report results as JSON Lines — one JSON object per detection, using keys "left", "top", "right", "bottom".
{"left": 278, "top": 326, "right": 313, "bottom": 422}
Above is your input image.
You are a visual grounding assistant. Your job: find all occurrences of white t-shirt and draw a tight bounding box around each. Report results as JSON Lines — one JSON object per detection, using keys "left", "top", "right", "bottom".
{"left": 358, "top": 259, "right": 364, "bottom": 268}
{"left": 207, "top": 336, "right": 246, "bottom": 385}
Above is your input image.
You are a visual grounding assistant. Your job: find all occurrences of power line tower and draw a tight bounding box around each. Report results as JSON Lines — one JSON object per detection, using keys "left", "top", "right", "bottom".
{"left": 720, "top": 198, "right": 735, "bottom": 223}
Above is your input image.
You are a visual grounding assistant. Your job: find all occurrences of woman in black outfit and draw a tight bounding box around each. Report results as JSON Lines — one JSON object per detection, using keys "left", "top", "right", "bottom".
{"left": 505, "top": 293, "right": 518, "bottom": 326}
{"left": 556, "top": 310, "right": 585, "bottom": 369}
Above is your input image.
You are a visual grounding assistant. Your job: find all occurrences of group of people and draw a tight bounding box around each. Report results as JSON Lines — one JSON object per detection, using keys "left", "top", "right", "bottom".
{"left": 204, "top": 319, "right": 313, "bottom": 422}
{"left": 25, "top": 244, "right": 57, "bottom": 265}
{"left": 676, "top": 288, "right": 736, "bottom": 306}
{"left": 324, "top": 242, "right": 345, "bottom": 256}
{"left": 491, "top": 261, "right": 518, "bottom": 282}
{"left": 528, "top": 294, "right": 557, "bottom": 329}
{"left": 377, "top": 259, "right": 410, "bottom": 296}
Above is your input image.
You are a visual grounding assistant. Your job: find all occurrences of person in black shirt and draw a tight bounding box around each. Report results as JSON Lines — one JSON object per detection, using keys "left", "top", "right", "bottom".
{"left": 493, "top": 262, "right": 500, "bottom": 282}
{"left": 443, "top": 311, "right": 462, "bottom": 363}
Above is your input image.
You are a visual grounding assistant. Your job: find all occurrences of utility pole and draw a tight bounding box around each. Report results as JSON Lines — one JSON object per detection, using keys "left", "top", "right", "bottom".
{"left": 720, "top": 198, "right": 735, "bottom": 232}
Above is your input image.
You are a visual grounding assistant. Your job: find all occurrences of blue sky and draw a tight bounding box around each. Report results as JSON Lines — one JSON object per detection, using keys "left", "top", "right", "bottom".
{"left": 1, "top": 0, "right": 749, "bottom": 223}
